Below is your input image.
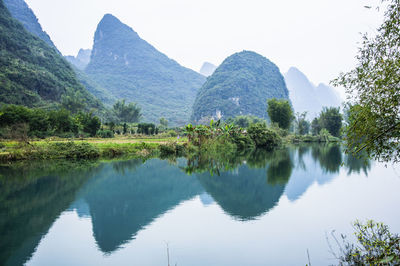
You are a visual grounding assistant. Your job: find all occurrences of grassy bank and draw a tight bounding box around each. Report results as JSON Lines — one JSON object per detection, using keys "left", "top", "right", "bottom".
{"left": 0, "top": 129, "right": 340, "bottom": 163}
{"left": 0, "top": 136, "right": 187, "bottom": 162}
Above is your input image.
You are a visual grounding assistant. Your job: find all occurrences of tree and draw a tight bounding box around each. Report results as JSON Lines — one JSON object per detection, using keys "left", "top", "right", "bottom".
{"left": 311, "top": 118, "right": 321, "bottom": 136}
{"left": 294, "top": 112, "right": 310, "bottom": 135}
{"left": 267, "top": 98, "right": 293, "bottom": 130}
{"left": 113, "top": 99, "right": 142, "bottom": 123}
{"left": 333, "top": 0, "right": 400, "bottom": 162}
{"left": 76, "top": 112, "right": 101, "bottom": 137}
{"left": 48, "top": 109, "right": 78, "bottom": 134}
{"left": 61, "top": 89, "right": 86, "bottom": 114}
{"left": 226, "top": 115, "right": 264, "bottom": 128}
{"left": 159, "top": 117, "right": 168, "bottom": 128}
{"left": 319, "top": 107, "right": 342, "bottom": 137}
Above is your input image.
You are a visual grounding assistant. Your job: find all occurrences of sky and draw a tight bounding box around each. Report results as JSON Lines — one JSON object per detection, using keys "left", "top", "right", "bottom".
{"left": 25, "top": 0, "right": 385, "bottom": 96}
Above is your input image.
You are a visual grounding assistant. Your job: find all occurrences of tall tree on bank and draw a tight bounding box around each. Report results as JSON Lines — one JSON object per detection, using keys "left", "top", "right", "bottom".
{"left": 333, "top": 0, "right": 400, "bottom": 162}
{"left": 113, "top": 99, "right": 141, "bottom": 123}
{"left": 319, "top": 107, "right": 342, "bottom": 137}
{"left": 267, "top": 98, "right": 293, "bottom": 130}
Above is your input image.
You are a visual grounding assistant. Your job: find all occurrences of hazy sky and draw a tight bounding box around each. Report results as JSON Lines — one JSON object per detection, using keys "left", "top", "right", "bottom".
{"left": 25, "top": 0, "right": 384, "bottom": 93}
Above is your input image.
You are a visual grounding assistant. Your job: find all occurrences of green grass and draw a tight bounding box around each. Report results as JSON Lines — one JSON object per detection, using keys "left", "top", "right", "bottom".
{"left": 0, "top": 136, "right": 182, "bottom": 162}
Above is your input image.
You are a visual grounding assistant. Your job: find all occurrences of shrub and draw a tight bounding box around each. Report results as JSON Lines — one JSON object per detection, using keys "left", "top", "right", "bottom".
{"left": 332, "top": 220, "right": 400, "bottom": 265}
{"left": 48, "top": 142, "right": 100, "bottom": 159}
{"left": 97, "top": 130, "right": 114, "bottom": 138}
{"left": 167, "top": 130, "right": 178, "bottom": 137}
{"left": 159, "top": 142, "right": 185, "bottom": 157}
{"left": 247, "top": 123, "right": 281, "bottom": 149}
{"left": 230, "top": 133, "right": 254, "bottom": 150}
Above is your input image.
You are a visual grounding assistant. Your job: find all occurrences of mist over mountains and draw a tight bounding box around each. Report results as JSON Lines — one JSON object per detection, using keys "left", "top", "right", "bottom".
{"left": 65, "top": 49, "right": 92, "bottom": 70}
{"left": 199, "top": 62, "right": 217, "bottom": 77}
{"left": 284, "top": 67, "right": 342, "bottom": 118}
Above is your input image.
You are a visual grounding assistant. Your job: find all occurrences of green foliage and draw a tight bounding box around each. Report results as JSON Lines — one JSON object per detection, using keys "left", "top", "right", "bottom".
{"left": 247, "top": 123, "right": 281, "bottom": 149}
{"left": 311, "top": 117, "right": 321, "bottom": 135}
{"left": 48, "top": 142, "right": 100, "bottom": 159}
{"left": 85, "top": 14, "right": 205, "bottom": 126}
{"left": 97, "top": 129, "right": 114, "bottom": 138}
{"left": 192, "top": 51, "right": 290, "bottom": 122}
{"left": 112, "top": 99, "right": 141, "bottom": 123}
{"left": 137, "top": 123, "right": 157, "bottom": 135}
{"left": 333, "top": 0, "right": 400, "bottom": 162}
{"left": 159, "top": 142, "right": 185, "bottom": 157}
{"left": 226, "top": 115, "right": 265, "bottom": 128}
{"left": 333, "top": 220, "right": 400, "bottom": 265}
{"left": 0, "top": 105, "right": 102, "bottom": 138}
{"left": 267, "top": 98, "right": 293, "bottom": 130}
{"left": 318, "top": 107, "right": 342, "bottom": 137}
{"left": 159, "top": 117, "right": 168, "bottom": 128}
{"left": 3, "top": 0, "right": 56, "bottom": 49}
{"left": 48, "top": 109, "right": 78, "bottom": 135}
{"left": 0, "top": 1, "right": 103, "bottom": 111}
{"left": 76, "top": 112, "right": 101, "bottom": 137}
{"left": 294, "top": 112, "right": 310, "bottom": 135}
{"left": 309, "top": 107, "right": 342, "bottom": 137}
{"left": 166, "top": 130, "right": 177, "bottom": 137}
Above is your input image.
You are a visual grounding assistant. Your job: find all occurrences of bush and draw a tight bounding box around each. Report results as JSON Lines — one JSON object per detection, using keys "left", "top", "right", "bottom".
{"left": 56, "top": 132, "right": 76, "bottom": 139}
{"left": 159, "top": 142, "right": 185, "bottom": 157}
{"left": 97, "top": 130, "right": 114, "bottom": 138}
{"left": 167, "top": 130, "right": 178, "bottom": 137}
{"left": 48, "top": 142, "right": 100, "bottom": 159}
{"left": 248, "top": 123, "right": 281, "bottom": 149}
{"left": 333, "top": 220, "right": 400, "bottom": 265}
{"left": 231, "top": 133, "right": 254, "bottom": 150}
{"left": 68, "top": 143, "right": 100, "bottom": 159}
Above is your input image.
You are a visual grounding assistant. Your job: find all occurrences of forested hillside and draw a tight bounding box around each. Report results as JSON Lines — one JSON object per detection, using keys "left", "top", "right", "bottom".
{"left": 85, "top": 14, "right": 206, "bottom": 125}
{"left": 0, "top": 0, "right": 102, "bottom": 111}
{"left": 192, "top": 51, "right": 290, "bottom": 122}
{"left": 3, "top": 0, "right": 56, "bottom": 50}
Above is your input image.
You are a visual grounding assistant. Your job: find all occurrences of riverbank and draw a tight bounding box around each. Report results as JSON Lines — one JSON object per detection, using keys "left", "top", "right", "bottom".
{"left": 0, "top": 136, "right": 187, "bottom": 162}
{"left": 0, "top": 132, "right": 340, "bottom": 163}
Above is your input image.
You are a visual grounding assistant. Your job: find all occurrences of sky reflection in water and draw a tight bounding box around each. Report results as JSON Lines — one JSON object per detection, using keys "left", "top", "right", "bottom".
{"left": 1, "top": 144, "right": 399, "bottom": 265}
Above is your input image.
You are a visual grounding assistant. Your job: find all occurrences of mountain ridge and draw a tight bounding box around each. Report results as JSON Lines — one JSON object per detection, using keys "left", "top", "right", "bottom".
{"left": 0, "top": 0, "right": 102, "bottom": 111}
{"left": 86, "top": 14, "right": 206, "bottom": 125}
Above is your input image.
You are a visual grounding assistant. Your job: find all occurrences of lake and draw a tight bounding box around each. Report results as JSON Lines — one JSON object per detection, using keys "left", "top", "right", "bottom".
{"left": 1, "top": 144, "right": 399, "bottom": 265}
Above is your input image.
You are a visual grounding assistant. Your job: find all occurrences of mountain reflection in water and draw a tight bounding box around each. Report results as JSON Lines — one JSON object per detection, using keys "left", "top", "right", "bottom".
{"left": 0, "top": 144, "right": 371, "bottom": 265}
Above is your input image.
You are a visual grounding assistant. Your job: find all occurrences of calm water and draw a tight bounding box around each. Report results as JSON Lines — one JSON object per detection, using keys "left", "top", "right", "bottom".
{"left": 1, "top": 144, "right": 400, "bottom": 265}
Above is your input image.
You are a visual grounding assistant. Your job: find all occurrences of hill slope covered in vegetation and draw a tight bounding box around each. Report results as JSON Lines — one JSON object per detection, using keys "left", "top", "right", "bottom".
{"left": 3, "top": 0, "right": 56, "bottom": 50}
{"left": 0, "top": 0, "right": 102, "bottom": 111}
{"left": 85, "top": 14, "right": 206, "bottom": 125}
{"left": 191, "top": 51, "right": 290, "bottom": 122}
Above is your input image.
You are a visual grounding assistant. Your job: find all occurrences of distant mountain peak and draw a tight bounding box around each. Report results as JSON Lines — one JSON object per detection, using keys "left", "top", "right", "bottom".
{"left": 65, "top": 48, "right": 91, "bottom": 70}
{"left": 199, "top": 62, "right": 217, "bottom": 76}
{"left": 96, "top": 13, "right": 139, "bottom": 38}
{"left": 86, "top": 14, "right": 205, "bottom": 125}
{"left": 284, "top": 66, "right": 342, "bottom": 118}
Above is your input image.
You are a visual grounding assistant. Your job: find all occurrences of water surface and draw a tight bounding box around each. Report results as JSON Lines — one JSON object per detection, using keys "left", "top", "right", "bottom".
{"left": 1, "top": 144, "right": 399, "bottom": 265}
